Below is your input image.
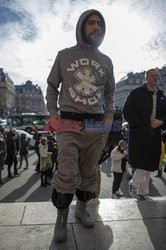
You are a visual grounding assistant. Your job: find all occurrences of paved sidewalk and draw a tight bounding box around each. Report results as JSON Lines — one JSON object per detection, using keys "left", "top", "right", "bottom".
{"left": 0, "top": 197, "right": 166, "bottom": 250}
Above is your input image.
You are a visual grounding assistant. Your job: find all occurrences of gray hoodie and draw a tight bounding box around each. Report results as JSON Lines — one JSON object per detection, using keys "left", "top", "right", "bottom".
{"left": 46, "top": 9, "right": 115, "bottom": 119}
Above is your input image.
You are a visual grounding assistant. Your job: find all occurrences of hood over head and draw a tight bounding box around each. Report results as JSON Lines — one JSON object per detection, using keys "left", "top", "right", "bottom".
{"left": 76, "top": 9, "right": 106, "bottom": 48}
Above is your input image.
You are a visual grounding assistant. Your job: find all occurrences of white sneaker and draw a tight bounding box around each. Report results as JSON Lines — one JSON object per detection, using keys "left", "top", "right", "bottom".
{"left": 115, "top": 190, "right": 124, "bottom": 197}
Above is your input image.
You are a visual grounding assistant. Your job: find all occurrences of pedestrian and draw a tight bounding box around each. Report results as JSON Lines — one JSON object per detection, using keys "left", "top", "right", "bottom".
{"left": 155, "top": 133, "right": 165, "bottom": 177}
{"left": 46, "top": 9, "right": 115, "bottom": 242}
{"left": 9, "top": 128, "right": 19, "bottom": 153}
{"left": 39, "top": 138, "right": 52, "bottom": 187}
{"left": 5, "top": 131, "right": 20, "bottom": 178}
{"left": 7, "top": 128, "right": 19, "bottom": 173}
{"left": 123, "top": 68, "right": 166, "bottom": 200}
{"left": 0, "top": 132, "right": 6, "bottom": 184}
{"left": 0, "top": 125, "right": 7, "bottom": 140}
{"left": 19, "top": 134, "right": 29, "bottom": 170}
{"left": 34, "top": 133, "right": 42, "bottom": 173}
{"left": 32, "top": 123, "right": 38, "bottom": 133}
{"left": 111, "top": 140, "right": 128, "bottom": 199}
{"left": 161, "top": 130, "right": 166, "bottom": 173}
{"left": 47, "top": 136, "right": 58, "bottom": 175}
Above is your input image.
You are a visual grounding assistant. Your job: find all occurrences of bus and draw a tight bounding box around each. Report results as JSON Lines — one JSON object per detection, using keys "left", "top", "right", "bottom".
{"left": 8, "top": 113, "right": 50, "bottom": 133}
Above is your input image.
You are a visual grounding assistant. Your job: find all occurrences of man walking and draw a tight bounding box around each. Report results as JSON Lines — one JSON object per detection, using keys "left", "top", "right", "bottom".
{"left": 123, "top": 68, "right": 166, "bottom": 199}
{"left": 46, "top": 9, "right": 115, "bottom": 241}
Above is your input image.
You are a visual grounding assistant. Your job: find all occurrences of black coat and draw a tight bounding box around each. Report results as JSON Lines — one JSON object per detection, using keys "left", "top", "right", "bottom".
{"left": 5, "top": 138, "right": 17, "bottom": 165}
{"left": 123, "top": 84, "right": 166, "bottom": 171}
{"left": 20, "top": 137, "right": 29, "bottom": 155}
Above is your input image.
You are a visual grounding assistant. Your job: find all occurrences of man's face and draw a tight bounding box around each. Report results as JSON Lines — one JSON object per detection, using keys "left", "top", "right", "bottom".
{"left": 83, "top": 14, "right": 102, "bottom": 46}
{"left": 146, "top": 69, "right": 159, "bottom": 88}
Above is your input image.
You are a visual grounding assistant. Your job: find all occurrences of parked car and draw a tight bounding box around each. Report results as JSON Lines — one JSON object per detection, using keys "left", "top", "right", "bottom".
{"left": 5, "top": 129, "right": 34, "bottom": 148}
{"left": 15, "top": 130, "right": 33, "bottom": 141}
{"left": 0, "top": 118, "right": 7, "bottom": 127}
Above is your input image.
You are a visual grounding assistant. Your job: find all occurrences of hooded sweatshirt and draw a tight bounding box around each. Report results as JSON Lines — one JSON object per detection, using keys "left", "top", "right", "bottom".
{"left": 46, "top": 9, "right": 115, "bottom": 119}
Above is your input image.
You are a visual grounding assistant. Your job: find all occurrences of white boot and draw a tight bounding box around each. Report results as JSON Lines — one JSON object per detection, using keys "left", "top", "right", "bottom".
{"left": 75, "top": 200, "right": 94, "bottom": 227}
{"left": 54, "top": 208, "right": 69, "bottom": 242}
{"left": 115, "top": 190, "right": 124, "bottom": 197}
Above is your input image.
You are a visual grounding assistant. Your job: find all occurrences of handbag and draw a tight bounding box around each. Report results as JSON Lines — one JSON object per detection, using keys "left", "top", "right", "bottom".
{"left": 41, "top": 154, "right": 52, "bottom": 171}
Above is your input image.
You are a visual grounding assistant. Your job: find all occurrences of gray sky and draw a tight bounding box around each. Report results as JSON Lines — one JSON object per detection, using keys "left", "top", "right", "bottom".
{"left": 0, "top": 0, "right": 166, "bottom": 97}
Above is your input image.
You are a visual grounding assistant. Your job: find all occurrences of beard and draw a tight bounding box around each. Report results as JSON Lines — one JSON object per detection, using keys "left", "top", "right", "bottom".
{"left": 82, "top": 32, "right": 101, "bottom": 47}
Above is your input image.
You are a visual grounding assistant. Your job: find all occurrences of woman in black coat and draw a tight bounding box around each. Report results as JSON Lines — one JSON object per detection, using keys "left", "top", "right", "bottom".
{"left": 123, "top": 69, "right": 166, "bottom": 199}
{"left": 5, "top": 131, "right": 19, "bottom": 178}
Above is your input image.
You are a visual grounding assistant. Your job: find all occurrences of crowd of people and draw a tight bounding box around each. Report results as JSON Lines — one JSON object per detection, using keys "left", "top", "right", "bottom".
{"left": 0, "top": 126, "right": 58, "bottom": 186}
{"left": 1, "top": 124, "right": 166, "bottom": 191}
{"left": 1, "top": 8, "right": 166, "bottom": 243}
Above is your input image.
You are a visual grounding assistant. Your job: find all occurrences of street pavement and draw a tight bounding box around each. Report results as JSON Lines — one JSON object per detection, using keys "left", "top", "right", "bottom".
{"left": 0, "top": 197, "right": 166, "bottom": 250}
{"left": 0, "top": 149, "right": 166, "bottom": 202}
{"left": 1, "top": 150, "right": 166, "bottom": 249}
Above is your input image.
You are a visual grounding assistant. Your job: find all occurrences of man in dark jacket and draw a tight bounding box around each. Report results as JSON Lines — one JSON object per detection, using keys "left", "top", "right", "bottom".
{"left": 123, "top": 68, "right": 166, "bottom": 199}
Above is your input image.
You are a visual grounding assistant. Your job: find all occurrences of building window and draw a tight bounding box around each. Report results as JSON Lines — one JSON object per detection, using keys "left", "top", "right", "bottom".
{"left": 135, "top": 79, "right": 140, "bottom": 84}
{"left": 129, "top": 79, "right": 134, "bottom": 84}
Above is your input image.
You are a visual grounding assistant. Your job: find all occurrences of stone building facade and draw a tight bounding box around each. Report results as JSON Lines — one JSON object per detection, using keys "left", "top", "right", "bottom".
{"left": 0, "top": 68, "right": 47, "bottom": 117}
{"left": 15, "top": 80, "right": 47, "bottom": 115}
{"left": 0, "top": 68, "right": 16, "bottom": 117}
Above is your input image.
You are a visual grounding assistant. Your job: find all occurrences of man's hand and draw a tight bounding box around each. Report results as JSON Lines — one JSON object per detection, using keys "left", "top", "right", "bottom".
{"left": 151, "top": 119, "right": 163, "bottom": 129}
{"left": 103, "top": 117, "right": 112, "bottom": 124}
{"left": 47, "top": 115, "right": 61, "bottom": 131}
{"left": 51, "top": 115, "right": 61, "bottom": 122}
{"left": 103, "top": 117, "right": 112, "bottom": 131}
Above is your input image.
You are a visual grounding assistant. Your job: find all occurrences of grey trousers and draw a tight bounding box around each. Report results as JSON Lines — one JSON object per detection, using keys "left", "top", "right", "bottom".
{"left": 52, "top": 125, "right": 108, "bottom": 194}
{"left": 130, "top": 169, "right": 151, "bottom": 196}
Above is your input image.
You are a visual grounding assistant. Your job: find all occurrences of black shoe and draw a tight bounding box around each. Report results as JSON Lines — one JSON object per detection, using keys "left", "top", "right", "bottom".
{"left": 14, "top": 173, "right": 20, "bottom": 177}
{"left": 164, "top": 168, "right": 166, "bottom": 173}
{"left": 41, "top": 183, "right": 47, "bottom": 187}
{"left": 137, "top": 194, "right": 147, "bottom": 200}
{"left": 45, "top": 181, "right": 51, "bottom": 185}
{"left": 155, "top": 174, "right": 162, "bottom": 177}
{"left": 8, "top": 174, "right": 13, "bottom": 178}
{"left": 35, "top": 170, "right": 40, "bottom": 174}
{"left": 0, "top": 180, "right": 4, "bottom": 185}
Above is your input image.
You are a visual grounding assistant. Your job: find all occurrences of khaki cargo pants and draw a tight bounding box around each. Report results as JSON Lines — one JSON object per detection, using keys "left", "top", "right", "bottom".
{"left": 52, "top": 122, "right": 108, "bottom": 194}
